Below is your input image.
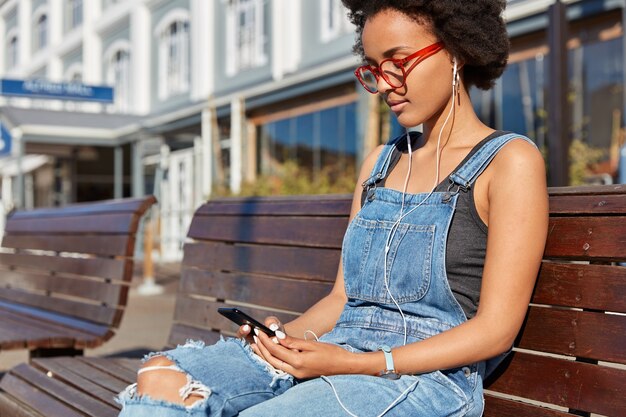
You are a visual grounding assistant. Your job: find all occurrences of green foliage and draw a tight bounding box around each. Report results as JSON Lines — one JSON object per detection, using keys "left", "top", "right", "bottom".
{"left": 568, "top": 139, "right": 606, "bottom": 186}
{"left": 213, "top": 160, "right": 357, "bottom": 197}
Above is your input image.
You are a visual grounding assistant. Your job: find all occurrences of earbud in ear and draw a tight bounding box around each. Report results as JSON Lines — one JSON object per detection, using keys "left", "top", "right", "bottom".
{"left": 452, "top": 58, "right": 458, "bottom": 88}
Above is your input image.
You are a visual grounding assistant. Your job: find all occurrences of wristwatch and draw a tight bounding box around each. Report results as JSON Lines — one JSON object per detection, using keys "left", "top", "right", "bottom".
{"left": 378, "top": 345, "right": 400, "bottom": 380}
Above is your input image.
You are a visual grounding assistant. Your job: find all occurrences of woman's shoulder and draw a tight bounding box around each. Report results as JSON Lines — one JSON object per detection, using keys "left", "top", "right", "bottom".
{"left": 486, "top": 133, "right": 547, "bottom": 194}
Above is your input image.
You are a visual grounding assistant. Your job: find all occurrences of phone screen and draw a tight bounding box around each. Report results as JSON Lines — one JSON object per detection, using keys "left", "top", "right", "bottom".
{"left": 217, "top": 307, "right": 276, "bottom": 337}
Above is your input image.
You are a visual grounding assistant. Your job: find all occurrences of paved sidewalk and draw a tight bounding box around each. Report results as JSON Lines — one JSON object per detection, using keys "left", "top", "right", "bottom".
{"left": 0, "top": 262, "right": 180, "bottom": 372}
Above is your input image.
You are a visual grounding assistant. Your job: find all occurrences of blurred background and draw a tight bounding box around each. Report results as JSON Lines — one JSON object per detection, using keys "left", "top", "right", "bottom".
{"left": 0, "top": 0, "right": 623, "bottom": 263}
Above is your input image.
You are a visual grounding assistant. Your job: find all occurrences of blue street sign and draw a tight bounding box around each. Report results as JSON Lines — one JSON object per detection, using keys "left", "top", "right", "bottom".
{"left": 0, "top": 122, "right": 11, "bottom": 155}
{"left": 0, "top": 78, "right": 114, "bottom": 103}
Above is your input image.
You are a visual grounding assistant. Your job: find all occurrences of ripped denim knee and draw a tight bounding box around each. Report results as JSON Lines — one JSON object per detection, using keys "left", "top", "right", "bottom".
{"left": 116, "top": 338, "right": 293, "bottom": 417}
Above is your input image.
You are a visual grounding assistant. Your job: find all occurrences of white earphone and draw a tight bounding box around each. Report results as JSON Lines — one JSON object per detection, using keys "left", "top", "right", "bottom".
{"left": 452, "top": 57, "right": 459, "bottom": 88}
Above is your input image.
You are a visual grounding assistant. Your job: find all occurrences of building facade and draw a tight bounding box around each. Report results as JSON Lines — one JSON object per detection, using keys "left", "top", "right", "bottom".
{"left": 0, "top": 0, "right": 624, "bottom": 259}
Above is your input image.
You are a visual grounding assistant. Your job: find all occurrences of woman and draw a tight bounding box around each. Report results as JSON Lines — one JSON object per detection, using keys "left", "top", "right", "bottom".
{"left": 117, "top": 1, "right": 548, "bottom": 415}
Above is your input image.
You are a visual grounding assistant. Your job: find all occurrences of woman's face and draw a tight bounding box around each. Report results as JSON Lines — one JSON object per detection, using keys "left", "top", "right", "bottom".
{"left": 361, "top": 9, "right": 454, "bottom": 128}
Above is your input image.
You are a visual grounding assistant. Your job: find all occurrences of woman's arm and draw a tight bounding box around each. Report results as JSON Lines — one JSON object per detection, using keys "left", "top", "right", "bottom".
{"left": 255, "top": 139, "right": 548, "bottom": 378}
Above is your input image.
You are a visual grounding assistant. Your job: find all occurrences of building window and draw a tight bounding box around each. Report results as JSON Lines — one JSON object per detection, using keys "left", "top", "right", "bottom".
{"left": 7, "top": 35, "right": 18, "bottom": 68}
{"left": 35, "top": 13, "right": 48, "bottom": 50}
{"left": 472, "top": 31, "right": 624, "bottom": 183}
{"left": 226, "top": 0, "right": 267, "bottom": 76}
{"left": 321, "top": 0, "right": 351, "bottom": 42}
{"left": 257, "top": 101, "right": 358, "bottom": 193}
{"left": 157, "top": 17, "right": 190, "bottom": 100}
{"left": 107, "top": 48, "right": 131, "bottom": 113}
{"left": 68, "top": 0, "right": 83, "bottom": 29}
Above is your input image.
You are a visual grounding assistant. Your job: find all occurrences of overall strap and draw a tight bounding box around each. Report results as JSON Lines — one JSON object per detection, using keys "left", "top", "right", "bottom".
{"left": 361, "top": 133, "right": 409, "bottom": 189}
{"left": 449, "top": 133, "right": 536, "bottom": 190}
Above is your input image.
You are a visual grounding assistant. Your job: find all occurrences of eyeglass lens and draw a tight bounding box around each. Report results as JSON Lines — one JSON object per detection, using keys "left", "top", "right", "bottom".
{"left": 358, "top": 61, "right": 406, "bottom": 93}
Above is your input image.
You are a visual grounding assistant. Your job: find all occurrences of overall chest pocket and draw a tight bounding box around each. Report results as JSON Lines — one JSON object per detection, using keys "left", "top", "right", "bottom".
{"left": 343, "top": 217, "right": 436, "bottom": 303}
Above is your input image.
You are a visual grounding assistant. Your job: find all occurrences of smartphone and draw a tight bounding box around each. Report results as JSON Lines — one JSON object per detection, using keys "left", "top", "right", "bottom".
{"left": 217, "top": 307, "right": 276, "bottom": 337}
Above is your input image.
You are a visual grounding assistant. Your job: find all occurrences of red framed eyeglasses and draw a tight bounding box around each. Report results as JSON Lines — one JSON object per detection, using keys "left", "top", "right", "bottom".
{"left": 355, "top": 42, "right": 444, "bottom": 94}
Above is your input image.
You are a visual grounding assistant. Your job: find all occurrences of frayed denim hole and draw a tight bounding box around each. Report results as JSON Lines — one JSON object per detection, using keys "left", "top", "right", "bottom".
{"left": 116, "top": 371, "right": 212, "bottom": 411}
{"left": 116, "top": 388, "right": 209, "bottom": 412}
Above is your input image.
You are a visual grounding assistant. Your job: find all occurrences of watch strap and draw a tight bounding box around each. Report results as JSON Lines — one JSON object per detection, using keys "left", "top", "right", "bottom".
{"left": 380, "top": 345, "right": 395, "bottom": 373}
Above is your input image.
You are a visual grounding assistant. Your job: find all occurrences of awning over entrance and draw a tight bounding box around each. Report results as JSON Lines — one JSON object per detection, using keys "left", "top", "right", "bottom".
{"left": 0, "top": 106, "right": 144, "bottom": 146}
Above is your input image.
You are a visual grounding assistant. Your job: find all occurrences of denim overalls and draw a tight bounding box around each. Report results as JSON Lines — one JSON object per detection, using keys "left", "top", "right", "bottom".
{"left": 117, "top": 133, "right": 532, "bottom": 417}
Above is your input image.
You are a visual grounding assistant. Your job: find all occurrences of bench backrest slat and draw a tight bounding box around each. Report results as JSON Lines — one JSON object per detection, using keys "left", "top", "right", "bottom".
{"left": 533, "top": 262, "right": 626, "bottom": 312}
{"left": 1, "top": 235, "right": 132, "bottom": 257}
{"left": 183, "top": 242, "right": 340, "bottom": 281}
{"left": 544, "top": 216, "right": 626, "bottom": 260}
{"left": 171, "top": 186, "right": 625, "bottom": 416}
{"left": 0, "top": 269, "right": 124, "bottom": 305}
{"left": 188, "top": 216, "right": 348, "bottom": 248}
{"left": 179, "top": 268, "right": 332, "bottom": 312}
{"left": 518, "top": 306, "right": 626, "bottom": 363}
{"left": 487, "top": 351, "right": 626, "bottom": 417}
{"left": 0, "top": 253, "right": 128, "bottom": 282}
{"left": 4, "top": 212, "right": 140, "bottom": 235}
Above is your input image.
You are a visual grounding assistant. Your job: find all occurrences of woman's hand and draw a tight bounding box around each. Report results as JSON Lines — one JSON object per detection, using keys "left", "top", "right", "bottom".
{"left": 251, "top": 330, "right": 366, "bottom": 379}
{"left": 237, "top": 316, "right": 284, "bottom": 347}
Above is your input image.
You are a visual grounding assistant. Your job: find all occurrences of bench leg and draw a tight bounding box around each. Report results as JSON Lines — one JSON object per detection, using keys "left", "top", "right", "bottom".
{"left": 30, "top": 348, "right": 83, "bottom": 358}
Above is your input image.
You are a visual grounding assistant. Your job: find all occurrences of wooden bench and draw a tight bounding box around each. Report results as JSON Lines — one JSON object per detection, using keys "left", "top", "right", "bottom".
{"left": 0, "top": 196, "right": 156, "bottom": 359}
{"left": 0, "top": 186, "right": 624, "bottom": 417}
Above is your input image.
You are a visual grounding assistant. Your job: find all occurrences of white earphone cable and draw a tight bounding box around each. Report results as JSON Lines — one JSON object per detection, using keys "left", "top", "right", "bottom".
{"left": 384, "top": 61, "right": 458, "bottom": 346}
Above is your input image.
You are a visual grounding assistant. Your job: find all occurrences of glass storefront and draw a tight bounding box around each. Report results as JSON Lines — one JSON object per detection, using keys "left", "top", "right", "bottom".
{"left": 256, "top": 101, "right": 358, "bottom": 192}
{"left": 470, "top": 31, "right": 624, "bottom": 183}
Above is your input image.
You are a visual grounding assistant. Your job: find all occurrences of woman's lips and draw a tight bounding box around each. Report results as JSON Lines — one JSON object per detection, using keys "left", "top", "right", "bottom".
{"left": 387, "top": 100, "right": 408, "bottom": 112}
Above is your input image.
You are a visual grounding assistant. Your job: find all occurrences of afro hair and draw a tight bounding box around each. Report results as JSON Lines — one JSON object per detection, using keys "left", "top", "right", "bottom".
{"left": 341, "top": 0, "right": 510, "bottom": 90}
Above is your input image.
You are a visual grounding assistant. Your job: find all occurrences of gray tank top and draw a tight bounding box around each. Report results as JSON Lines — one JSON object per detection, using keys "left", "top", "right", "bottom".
{"left": 361, "top": 131, "right": 505, "bottom": 318}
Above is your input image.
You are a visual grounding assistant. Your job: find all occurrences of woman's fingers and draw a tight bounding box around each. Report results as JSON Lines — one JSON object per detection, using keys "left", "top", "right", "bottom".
{"left": 236, "top": 324, "right": 252, "bottom": 339}
{"left": 264, "top": 316, "right": 284, "bottom": 334}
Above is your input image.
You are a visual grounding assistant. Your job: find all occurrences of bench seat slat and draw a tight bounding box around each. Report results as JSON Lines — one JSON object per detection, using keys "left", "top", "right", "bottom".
{"left": 31, "top": 357, "right": 126, "bottom": 404}
{"left": 518, "top": 306, "right": 626, "bottom": 364}
{"left": 5, "top": 213, "right": 139, "bottom": 235}
{"left": 0, "top": 287, "right": 121, "bottom": 326}
{"left": 534, "top": 262, "right": 626, "bottom": 312}
{"left": 183, "top": 242, "right": 340, "bottom": 282}
{"left": 0, "top": 253, "right": 128, "bottom": 282}
{"left": 483, "top": 395, "right": 576, "bottom": 417}
{"left": 0, "top": 373, "right": 86, "bottom": 417}
{"left": 1, "top": 364, "right": 118, "bottom": 417}
{"left": 180, "top": 268, "right": 331, "bottom": 313}
{"left": 545, "top": 216, "right": 626, "bottom": 260}
{"left": 78, "top": 357, "right": 140, "bottom": 383}
{"left": 485, "top": 351, "right": 626, "bottom": 416}
{"left": 2, "top": 234, "right": 132, "bottom": 257}
{"left": 187, "top": 215, "right": 348, "bottom": 248}
{"left": 0, "top": 269, "right": 124, "bottom": 305}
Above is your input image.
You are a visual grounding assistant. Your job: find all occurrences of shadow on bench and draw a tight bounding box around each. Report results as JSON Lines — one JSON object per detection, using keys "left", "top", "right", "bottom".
{"left": 0, "top": 187, "right": 624, "bottom": 417}
{"left": 0, "top": 196, "right": 156, "bottom": 359}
